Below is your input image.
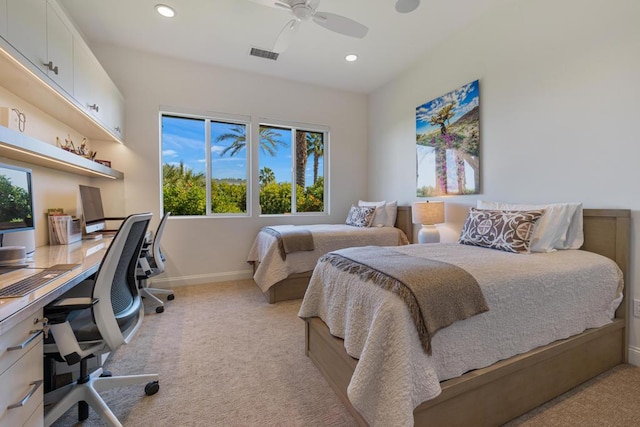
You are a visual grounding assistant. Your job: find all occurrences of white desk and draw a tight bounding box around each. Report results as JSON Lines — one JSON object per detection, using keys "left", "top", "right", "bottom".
{"left": 0, "top": 238, "right": 112, "bottom": 426}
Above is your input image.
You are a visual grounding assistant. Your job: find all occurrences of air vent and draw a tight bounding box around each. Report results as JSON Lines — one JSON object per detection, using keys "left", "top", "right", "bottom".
{"left": 250, "top": 47, "right": 279, "bottom": 61}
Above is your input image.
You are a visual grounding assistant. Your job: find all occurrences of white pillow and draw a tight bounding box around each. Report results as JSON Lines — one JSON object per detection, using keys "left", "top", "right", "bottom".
{"left": 476, "top": 201, "right": 583, "bottom": 252}
{"left": 384, "top": 200, "right": 398, "bottom": 227}
{"left": 358, "top": 200, "right": 387, "bottom": 227}
{"left": 563, "top": 204, "right": 584, "bottom": 249}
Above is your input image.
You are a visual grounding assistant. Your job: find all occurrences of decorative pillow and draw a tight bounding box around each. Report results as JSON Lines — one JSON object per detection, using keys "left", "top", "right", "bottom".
{"left": 346, "top": 205, "right": 376, "bottom": 228}
{"left": 384, "top": 200, "right": 398, "bottom": 227}
{"left": 358, "top": 200, "right": 387, "bottom": 227}
{"left": 458, "top": 208, "right": 544, "bottom": 253}
{"left": 476, "top": 201, "right": 583, "bottom": 252}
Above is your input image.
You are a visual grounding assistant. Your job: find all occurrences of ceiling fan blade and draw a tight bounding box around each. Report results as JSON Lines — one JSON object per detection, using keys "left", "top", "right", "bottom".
{"left": 273, "top": 19, "right": 301, "bottom": 53}
{"left": 312, "top": 12, "right": 368, "bottom": 38}
{"left": 247, "top": 0, "right": 292, "bottom": 10}
{"left": 395, "top": 0, "right": 420, "bottom": 13}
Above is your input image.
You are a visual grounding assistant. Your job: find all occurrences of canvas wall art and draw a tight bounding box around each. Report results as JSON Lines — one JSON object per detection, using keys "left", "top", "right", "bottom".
{"left": 416, "top": 80, "right": 480, "bottom": 196}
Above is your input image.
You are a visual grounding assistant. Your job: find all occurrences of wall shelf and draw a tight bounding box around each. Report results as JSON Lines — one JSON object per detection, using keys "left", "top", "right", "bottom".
{"left": 0, "top": 125, "right": 123, "bottom": 179}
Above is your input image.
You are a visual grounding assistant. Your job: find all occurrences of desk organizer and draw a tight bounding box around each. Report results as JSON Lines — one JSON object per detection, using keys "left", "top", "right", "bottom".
{"left": 48, "top": 215, "right": 82, "bottom": 245}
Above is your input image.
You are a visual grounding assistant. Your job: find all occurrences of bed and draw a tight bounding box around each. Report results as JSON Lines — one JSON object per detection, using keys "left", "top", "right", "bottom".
{"left": 299, "top": 208, "right": 630, "bottom": 426}
{"left": 248, "top": 205, "right": 413, "bottom": 303}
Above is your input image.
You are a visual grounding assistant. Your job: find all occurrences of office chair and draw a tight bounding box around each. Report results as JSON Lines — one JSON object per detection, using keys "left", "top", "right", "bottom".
{"left": 43, "top": 213, "right": 159, "bottom": 427}
{"left": 137, "top": 211, "right": 174, "bottom": 313}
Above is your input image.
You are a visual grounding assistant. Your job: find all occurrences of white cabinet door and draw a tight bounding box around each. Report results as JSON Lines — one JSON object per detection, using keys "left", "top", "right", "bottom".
{"left": 0, "top": 0, "right": 7, "bottom": 39}
{"left": 6, "top": 0, "right": 47, "bottom": 74}
{"left": 73, "top": 39, "right": 101, "bottom": 120}
{"left": 73, "top": 39, "right": 125, "bottom": 139}
{"left": 45, "top": 1, "right": 72, "bottom": 93}
{"left": 102, "top": 78, "right": 125, "bottom": 138}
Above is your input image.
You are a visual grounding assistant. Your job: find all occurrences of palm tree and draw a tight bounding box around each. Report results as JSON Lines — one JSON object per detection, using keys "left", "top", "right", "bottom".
{"left": 295, "top": 131, "right": 308, "bottom": 188}
{"left": 306, "top": 133, "right": 324, "bottom": 184}
{"left": 216, "top": 125, "right": 285, "bottom": 157}
{"left": 259, "top": 167, "right": 275, "bottom": 186}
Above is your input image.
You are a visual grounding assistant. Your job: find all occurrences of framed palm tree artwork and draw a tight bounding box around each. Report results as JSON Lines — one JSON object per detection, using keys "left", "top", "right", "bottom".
{"left": 416, "top": 80, "right": 480, "bottom": 196}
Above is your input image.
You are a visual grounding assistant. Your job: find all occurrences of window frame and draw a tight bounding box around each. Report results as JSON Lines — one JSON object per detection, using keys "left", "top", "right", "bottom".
{"left": 257, "top": 118, "right": 329, "bottom": 217}
{"left": 160, "top": 108, "right": 252, "bottom": 218}
{"left": 159, "top": 109, "right": 330, "bottom": 218}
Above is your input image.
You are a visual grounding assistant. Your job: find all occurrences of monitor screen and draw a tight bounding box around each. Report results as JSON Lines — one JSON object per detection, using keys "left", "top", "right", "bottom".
{"left": 0, "top": 163, "right": 35, "bottom": 236}
{"left": 79, "top": 185, "right": 106, "bottom": 234}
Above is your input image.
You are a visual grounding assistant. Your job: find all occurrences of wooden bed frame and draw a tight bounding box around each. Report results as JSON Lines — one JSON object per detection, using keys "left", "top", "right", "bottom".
{"left": 304, "top": 208, "right": 630, "bottom": 426}
{"left": 258, "top": 205, "right": 414, "bottom": 303}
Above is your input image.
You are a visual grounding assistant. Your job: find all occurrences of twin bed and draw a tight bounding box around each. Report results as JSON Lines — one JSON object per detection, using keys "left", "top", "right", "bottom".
{"left": 248, "top": 205, "right": 413, "bottom": 303}
{"left": 299, "top": 208, "right": 630, "bottom": 426}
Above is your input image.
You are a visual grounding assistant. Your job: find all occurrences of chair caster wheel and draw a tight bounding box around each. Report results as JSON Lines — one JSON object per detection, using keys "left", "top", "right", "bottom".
{"left": 100, "top": 370, "right": 112, "bottom": 377}
{"left": 167, "top": 294, "right": 175, "bottom": 301}
{"left": 145, "top": 381, "right": 159, "bottom": 396}
{"left": 155, "top": 306, "right": 164, "bottom": 314}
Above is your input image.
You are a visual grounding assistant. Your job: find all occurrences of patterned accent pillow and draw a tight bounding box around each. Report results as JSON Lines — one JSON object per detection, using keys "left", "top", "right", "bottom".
{"left": 458, "top": 208, "right": 544, "bottom": 253}
{"left": 345, "top": 205, "right": 376, "bottom": 228}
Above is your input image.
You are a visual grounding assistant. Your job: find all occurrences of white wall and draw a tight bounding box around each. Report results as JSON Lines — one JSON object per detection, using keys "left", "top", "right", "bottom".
{"left": 0, "top": 85, "right": 99, "bottom": 247}
{"left": 90, "top": 45, "right": 369, "bottom": 285}
{"left": 368, "top": 0, "right": 640, "bottom": 363}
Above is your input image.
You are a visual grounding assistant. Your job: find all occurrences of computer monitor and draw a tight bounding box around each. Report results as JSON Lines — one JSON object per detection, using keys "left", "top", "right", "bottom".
{"left": 79, "top": 184, "right": 106, "bottom": 235}
{"left": 0, "top": 163, "right": 35, "bottom": 236}
{"left": 0, "top": 163, "right": 35, "bottom": 267}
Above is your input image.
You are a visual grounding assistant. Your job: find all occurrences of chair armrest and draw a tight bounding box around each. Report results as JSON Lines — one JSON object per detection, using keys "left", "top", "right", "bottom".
{"left": 45, "top": 297, "right": 99, "bottom": 323}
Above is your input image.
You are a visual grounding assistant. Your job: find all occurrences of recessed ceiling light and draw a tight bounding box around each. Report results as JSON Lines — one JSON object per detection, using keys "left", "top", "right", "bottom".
{"left": 155, "top": 4, "right": 175, "bottom": 18}
{"left": 345, "top": 54, "right": 358, "bottom": 62}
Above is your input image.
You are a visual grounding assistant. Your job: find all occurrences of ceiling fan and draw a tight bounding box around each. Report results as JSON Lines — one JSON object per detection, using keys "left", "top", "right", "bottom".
{"left": 250, "top": 0, "right": 369, "bottom": 53}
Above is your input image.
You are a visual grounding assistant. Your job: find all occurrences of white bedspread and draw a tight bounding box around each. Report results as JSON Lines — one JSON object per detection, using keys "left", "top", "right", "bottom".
{"left": 247, "top": 224, "right": 409, "bottom": 292}
{"left": 298, "top": 243, "right": 623, "bottom": 426}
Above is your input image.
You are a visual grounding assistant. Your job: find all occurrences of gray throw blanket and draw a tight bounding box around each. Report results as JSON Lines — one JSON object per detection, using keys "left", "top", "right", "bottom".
{"left": 320, "top": 246, "right": 489, "bottom": 354}
{"left": 262, "top": 226, "right": 315, "bottom": 260}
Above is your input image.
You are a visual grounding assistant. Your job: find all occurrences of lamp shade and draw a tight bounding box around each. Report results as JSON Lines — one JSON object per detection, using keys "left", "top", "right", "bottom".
{"left": 411, "top": 201, "right": 445, "bottom": 225}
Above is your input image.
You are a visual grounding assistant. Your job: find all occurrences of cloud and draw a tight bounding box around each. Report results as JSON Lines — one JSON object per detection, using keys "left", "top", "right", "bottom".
{"left": 162, "top": 149, "right": 179, "bottom": 157}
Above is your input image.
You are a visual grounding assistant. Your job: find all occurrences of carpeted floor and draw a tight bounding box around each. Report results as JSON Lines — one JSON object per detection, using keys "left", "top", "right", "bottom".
{"left": 51, "top": 279, "right": 640, "bottom": 426}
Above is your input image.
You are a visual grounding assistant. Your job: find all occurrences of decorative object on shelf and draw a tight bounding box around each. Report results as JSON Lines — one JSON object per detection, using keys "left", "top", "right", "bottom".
{"left": 416, "top": 79, "right": 480, "bottom": 197}
{"left": 94, "top": 159, "right": 111, "bottom": 168}
{"left": 412, "top": 201, "right": 445, "bottom": 243}
{"left": 0, "top": 107, "right": 26, "bottom": 132}
{"left": 11, "top": 108, "right": 26, "bottom": 132}
{"left": 56, "top": 135, "right": 97, "bottom": 161}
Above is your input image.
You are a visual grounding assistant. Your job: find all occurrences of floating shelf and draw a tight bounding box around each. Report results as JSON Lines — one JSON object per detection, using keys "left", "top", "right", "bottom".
{"left": 0, "top": 125, "right": 123, "bottom": 179}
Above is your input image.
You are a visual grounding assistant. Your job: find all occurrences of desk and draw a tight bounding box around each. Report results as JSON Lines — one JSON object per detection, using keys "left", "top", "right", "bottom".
{"left": 0, "top": 238, "right": 111, "bottom": 426}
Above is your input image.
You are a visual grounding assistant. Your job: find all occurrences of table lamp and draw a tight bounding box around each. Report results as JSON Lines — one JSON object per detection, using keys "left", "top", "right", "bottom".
{"left": 411, "top": 201, "right": 445, "bottom": 243}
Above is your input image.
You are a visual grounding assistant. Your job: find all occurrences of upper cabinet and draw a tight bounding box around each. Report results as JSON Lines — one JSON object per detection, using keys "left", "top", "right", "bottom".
{"left": 73, "top": 40, "right": 124, "bottom": 139}
{"left": 0, "top": 0, "right": 124, "bottom": 143}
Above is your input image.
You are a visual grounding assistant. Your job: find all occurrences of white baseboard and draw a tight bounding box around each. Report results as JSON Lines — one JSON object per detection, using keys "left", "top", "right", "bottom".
{"left": 629, "top": 346, "right": 640, "bottom": 367}
{"left": 149, "top": 269, "right": 253, "bottom": 288}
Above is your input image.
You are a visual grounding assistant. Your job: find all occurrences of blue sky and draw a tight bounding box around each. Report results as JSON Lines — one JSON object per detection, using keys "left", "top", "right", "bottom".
{"left": 416, "top": 80, "right": 479, "bottom": 135}
{"left": 161, "top": 116, "right": 322, "bottom": 184}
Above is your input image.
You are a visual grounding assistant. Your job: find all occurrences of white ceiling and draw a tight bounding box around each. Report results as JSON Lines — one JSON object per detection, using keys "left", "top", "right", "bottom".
{"left": 58, "top": 0, "right": 502, "bottom": 94}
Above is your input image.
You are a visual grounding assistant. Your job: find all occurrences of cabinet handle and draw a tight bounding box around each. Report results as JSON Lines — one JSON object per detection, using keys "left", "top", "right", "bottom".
{"left": 7, "top": 380, "right": 43, "bottom": 410}
{"left": 7, "top": 329, "right": 43, "bottom": 351}
{"left": 89, "top": 104, "right": 100, "bottom": 112}
{"left": 44, "top": 61, "right": 59, "bottom": 75}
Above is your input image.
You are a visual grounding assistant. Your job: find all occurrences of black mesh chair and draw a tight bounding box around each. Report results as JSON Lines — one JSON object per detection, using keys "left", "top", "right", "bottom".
{"left": 43, "top": 213, "right": 159, "bottom": 427}
{"left": 137, "top": 212, "right": 174, "bottom": 313}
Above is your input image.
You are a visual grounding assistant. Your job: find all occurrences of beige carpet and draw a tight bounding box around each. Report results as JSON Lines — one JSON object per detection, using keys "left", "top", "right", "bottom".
{"left": 51, "top": 279, "right": 640, "bottom": 426}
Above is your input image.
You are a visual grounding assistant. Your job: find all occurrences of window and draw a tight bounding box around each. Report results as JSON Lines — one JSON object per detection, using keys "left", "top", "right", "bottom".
{"left": 161, "top": 113, "right": 248, "bottom": 216}
{"left": 258, "top": 123, "right": 326, "bottom": 215}
{"left": 160, "top": 112, "right": 328, "bottom": 217}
